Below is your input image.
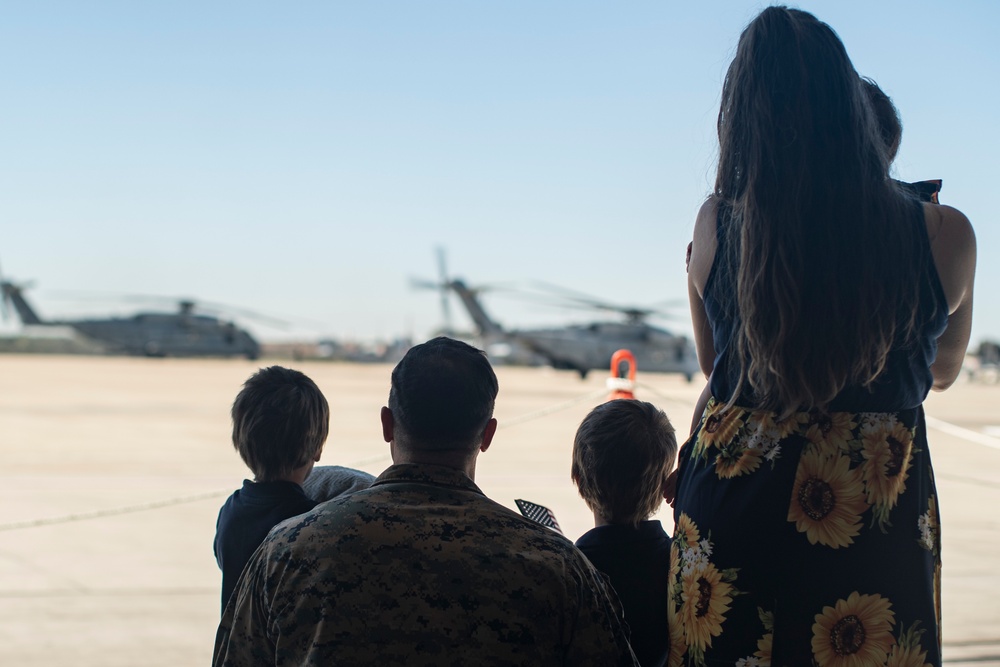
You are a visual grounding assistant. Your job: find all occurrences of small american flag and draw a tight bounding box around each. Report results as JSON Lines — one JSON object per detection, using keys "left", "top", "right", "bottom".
{"left": 515, "top": 499, "right": 563, "bottom": 534}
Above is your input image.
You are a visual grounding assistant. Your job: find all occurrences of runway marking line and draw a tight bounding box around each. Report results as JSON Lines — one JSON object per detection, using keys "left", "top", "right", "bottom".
{"left": 926, "top": 415, "right": 1000, "bottom": 451}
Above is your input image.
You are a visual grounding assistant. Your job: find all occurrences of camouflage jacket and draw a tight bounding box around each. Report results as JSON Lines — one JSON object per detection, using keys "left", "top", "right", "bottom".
{"left": 214, "top": 463, "right": 638, "bottom": 666}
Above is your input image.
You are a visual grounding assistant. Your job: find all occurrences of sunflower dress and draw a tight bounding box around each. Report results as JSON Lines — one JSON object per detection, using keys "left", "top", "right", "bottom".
{"left": 671, "top": 200, "right": 949, "bottom": 667}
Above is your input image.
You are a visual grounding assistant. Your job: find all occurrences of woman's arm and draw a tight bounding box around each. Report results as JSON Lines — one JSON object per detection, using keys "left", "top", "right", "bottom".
{"left": 665, "top": 200, "right": 722, "bottom": 508}
{"left": 925, "top": 203, "right": 977, "bottom": 390}
{"left": 689, "top": 198, "right": 720, "bottom": 379}
{"left": 690, "top": 379, "right": 713, "bottom": 434}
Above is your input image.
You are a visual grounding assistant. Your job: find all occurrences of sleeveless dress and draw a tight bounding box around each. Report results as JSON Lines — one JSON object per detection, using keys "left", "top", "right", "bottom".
{"left": 670, "top": 199, "right": 949, "bottom": 667}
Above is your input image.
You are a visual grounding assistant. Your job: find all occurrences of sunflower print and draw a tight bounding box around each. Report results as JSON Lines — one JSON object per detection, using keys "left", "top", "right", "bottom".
{"left": 693, "top": 400, "right": 746, "bottom": 457}
{"left": 670, "top": 514, "right": 738, "bottom": 666}
{"left": 886, "top": 644, "right": 933, "bottom": 667}
{"left": 933, "top": 562, "right": 942, "bottom": 648}
{"left": 679, "top": 560, "right": 733, "bottom": 655}
{"left": 859, "top": 413, "right": 900, "bottom": 447}
{"left": 917, "top": 495, "right": 939, "bottom": 555}
{"left": 747, "top": 410, "right": 806, "bottom": 441}
{"left": 714, "top": 438, "right": 764, "bottom": 478}
{"left": 666, "top": 594, "right": 685, "bottom": 667}
{"left": 755, "top": 607, "right": 773, "bottom": 665}
{"left": 805, "top": 412, "right": 858, "bottom": 452}
{"left": 862, "top": 421, "right": 914, "bottom": 529}
{"left": 788, "top": 448, "right": 870, "bottom": 548}
{"left": 674, "top": 512, "right": 701, "bottom": 550}
{"left": 737, "top": 607, "right": 773, "bottom": 667}
{"left": 674, "top": 402, "right": 939, "bottom": 664}
{"left": 886, "top": 622, "right": 933, "bottom": 667}
{"left": 755, "top": 631, "right": 773, "bottom": 666}
{"left": 918, "top": 492, "right": 942, "bottom": 646}
{"left": 811, "top": 592, "right": 896, "bottom": 667}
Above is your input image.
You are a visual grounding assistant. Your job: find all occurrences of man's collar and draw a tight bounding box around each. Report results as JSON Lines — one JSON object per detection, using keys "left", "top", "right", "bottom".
{"left": 371, "top": 463, "right": 485, "bottom": 495}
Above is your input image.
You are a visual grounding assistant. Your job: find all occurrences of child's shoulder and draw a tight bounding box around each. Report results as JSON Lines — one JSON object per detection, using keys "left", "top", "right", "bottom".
{"left": 575, "top": 521, "right": 670, "bottom": 550}
{"left": 302, "top": 466, "right": 376, "bottom": 503}
{"left": 217, "top": 480, "right": 315, "bottom": 521}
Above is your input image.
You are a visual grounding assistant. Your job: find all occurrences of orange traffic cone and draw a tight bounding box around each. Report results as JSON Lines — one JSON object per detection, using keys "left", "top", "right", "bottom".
{"left": 606, "top": 349, "right": 637, "bottom": 400}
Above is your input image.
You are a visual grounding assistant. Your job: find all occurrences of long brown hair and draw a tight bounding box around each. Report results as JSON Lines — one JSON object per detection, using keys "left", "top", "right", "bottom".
{"left": 715, "top": 7, "right": 923, "bottom": 413}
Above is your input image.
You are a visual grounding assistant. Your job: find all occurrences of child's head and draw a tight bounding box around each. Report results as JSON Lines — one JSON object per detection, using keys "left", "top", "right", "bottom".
{"left": 231, "top": 366, "right": 329, "bottom": 482}
{"left": 571, "top": 399, "right": 677, "bottom": 527}
{"left": 861, "top": 77, "right": 902, "bottom": 164}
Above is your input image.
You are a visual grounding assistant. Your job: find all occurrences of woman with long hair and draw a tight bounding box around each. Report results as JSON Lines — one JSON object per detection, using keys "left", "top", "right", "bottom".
{"left": 671, "top": 7, "right": 976, "bottom": 666}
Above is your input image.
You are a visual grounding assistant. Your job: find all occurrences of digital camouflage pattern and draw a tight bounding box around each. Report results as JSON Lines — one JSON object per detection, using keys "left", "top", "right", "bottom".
{"left": 214, "top": 463, "right": 639, "bottom": 666}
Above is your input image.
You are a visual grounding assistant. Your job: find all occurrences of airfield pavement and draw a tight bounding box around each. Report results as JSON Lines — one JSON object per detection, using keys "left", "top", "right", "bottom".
{"left": 0, "top": 354, "right": 998, "bottom": 666}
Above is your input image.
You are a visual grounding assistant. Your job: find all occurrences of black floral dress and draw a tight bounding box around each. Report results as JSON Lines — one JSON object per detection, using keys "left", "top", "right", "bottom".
{"left": 671, "top": 201, "right": 948, "bottom": 667}
{"left": 671, "top": 400, "right": 941, "bottom": 666}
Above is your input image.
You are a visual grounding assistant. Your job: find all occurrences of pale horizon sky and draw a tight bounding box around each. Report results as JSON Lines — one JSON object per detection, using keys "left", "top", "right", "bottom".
{"left": 2, "top": 1, "right": 996, "bottom": 346}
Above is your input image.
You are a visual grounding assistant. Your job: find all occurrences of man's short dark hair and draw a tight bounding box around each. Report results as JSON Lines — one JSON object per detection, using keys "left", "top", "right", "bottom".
{"left": 231, "top": 366, "right": 329, "bottom": 481}
{"left": 388, "top": 337, "right": 499, "bottom": 451}
{"left": 572, "top": 400, "right": 677, "bottom": 527}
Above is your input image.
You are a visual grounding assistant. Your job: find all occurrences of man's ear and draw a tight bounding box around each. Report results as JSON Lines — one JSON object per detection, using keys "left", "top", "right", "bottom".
{"left": 479, "top": 418, "right": 498, "bottom": 453}
{"left": 314, "top": 441, "right": 325, "bottom": 463}
{"left": 380, "top": 406, "right": 394, "bottom": 444}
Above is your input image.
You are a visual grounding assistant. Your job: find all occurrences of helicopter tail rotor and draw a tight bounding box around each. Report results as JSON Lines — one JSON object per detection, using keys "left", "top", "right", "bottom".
{"left": 0, "top": 267, "right": 42, "bottom": 325}
{"left": 0, "top": 261, "right": 8, "bottom": 322}
{"left": 435, "top": 246, "right": 454, "bottom": 335}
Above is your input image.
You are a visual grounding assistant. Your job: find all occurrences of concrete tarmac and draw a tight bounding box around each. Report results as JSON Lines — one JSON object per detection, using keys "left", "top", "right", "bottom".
{"left": 0, "top": 355, "right": 997, "bottom": 665}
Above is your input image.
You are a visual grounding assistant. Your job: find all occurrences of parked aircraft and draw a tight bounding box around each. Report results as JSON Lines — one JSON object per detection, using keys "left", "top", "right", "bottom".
{"left": 1, "top": 277, "right": 260, "bottom": 359}
{"left": 413, "top": 260, "right": 700, "bottom": 380}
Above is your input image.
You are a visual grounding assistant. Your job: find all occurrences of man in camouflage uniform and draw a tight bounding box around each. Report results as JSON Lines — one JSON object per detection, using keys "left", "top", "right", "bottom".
{"left": 213, "top": 337, "right": 638, "bottom": 666}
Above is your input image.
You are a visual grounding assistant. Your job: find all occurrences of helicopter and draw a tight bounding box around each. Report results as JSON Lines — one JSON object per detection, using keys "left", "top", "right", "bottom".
{"left": 412, "top": 252, "right": 700, "bottom": 381}
{"left": 1, "top": 275, "right": 261, "bottom": 359}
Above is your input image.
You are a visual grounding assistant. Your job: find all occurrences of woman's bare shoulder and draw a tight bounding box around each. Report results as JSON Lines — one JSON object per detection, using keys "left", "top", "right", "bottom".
{"left": 924, "top": 203, "right": 973, "bottom": 243}
{"left": 695, "top": 196, "right": 720, "bottom": 230}
{"left": 689, "top": 197, "right": 721, "bottom": 294}
{"left": 924, "top": 202, "right": 976, "bottom": 312}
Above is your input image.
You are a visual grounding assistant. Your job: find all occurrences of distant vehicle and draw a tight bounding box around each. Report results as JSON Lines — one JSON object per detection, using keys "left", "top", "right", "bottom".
{"left": 1, "top": 277, "right": 260, "bottom": 359}
{"left": 413, "top": 254, "right": 700, "bottom": 381}
{"left": 967, "top": 340, "right": 1000, "bottom": 384}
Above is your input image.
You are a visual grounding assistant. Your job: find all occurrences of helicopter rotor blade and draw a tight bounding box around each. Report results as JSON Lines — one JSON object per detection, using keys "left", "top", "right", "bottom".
{"left": 527, "top": 281, "right": 628, "bottom": 312}
{"left": 523, "top": 281, "right": 678, "bottom": 322}
{"left": 41, "top": 290, "right": 296, "bottom": 329}
{"left": 181, "top": 300, "right": 293, "bottom": 329}
{"left": 410, "top": 278, "right": 444, "bottom": 291}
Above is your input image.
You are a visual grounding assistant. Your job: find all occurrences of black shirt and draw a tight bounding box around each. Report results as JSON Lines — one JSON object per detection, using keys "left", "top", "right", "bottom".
{"left": 576, "top": 520, "right": 672, "bottom": 667}
{"left": 214, "top": 480, "right": 317, "bottom": 612}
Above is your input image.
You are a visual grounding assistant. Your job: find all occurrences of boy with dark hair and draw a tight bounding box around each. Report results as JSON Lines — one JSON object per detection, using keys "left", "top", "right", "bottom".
{"left": 862, "top": 76, "right": 942, "bottom": 203}
{"left": 572, "top": 399, "right": 678, "bottom": 667}
{"left": 214, "top": 366, "right": 373, "bottom": 612}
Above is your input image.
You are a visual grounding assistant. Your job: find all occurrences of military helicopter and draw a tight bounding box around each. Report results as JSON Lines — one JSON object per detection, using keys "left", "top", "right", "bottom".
{"left": 412, "top": 253, "right": 700, "bottom": 381}
{"left": 1, "top": 275, "right": 261, "bottom": 359}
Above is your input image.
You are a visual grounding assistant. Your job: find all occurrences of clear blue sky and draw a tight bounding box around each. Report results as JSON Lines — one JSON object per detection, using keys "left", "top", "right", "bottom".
{"left": 1, "top": 1, "right": 995, "bottom": 344}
